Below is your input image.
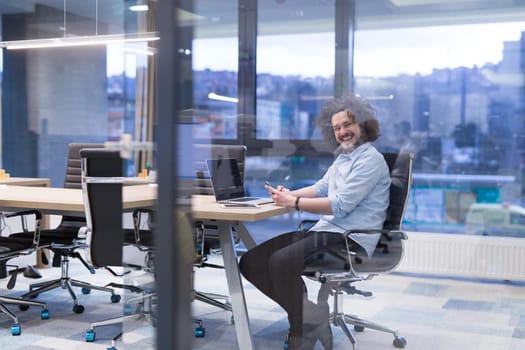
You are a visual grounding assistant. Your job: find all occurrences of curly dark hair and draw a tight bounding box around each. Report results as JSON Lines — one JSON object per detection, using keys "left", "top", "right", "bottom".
{"left": 316, "top": 95, "right": 381, "bottom": 150}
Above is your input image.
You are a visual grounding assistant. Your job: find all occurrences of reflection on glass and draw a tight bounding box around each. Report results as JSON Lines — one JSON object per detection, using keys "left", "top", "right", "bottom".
{"left": 256, "top": 33, "right": 335, "bottom": 140}
{"left": 354, "top": 22, "right": 525, "bottom": 235}
{"left": 192, "top": 37, "right": 238, "bottom": 140}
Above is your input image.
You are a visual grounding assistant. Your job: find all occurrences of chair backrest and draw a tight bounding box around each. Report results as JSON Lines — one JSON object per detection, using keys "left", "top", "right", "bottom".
{"left": 350, "top": 152, "right": 413, "bottom": 273}
{"left": 80, "top": 148, "right": 123, "bottom": 268}
{"left": 64, "top": 143, "right": 104, "bottom": 189}
{"left": 382, "top": 152, "right": 414, "bottom": 231}
{"left": 304, "top": 152, "right": 414, "bottom": 276}
{"left": 192, "top": 144, "right": 247, "bottom": 195}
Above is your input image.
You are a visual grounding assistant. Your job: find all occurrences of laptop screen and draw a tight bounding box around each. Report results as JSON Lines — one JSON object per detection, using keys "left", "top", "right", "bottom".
{"left": 206, "top": 158, "right": 246, "bottom": 201}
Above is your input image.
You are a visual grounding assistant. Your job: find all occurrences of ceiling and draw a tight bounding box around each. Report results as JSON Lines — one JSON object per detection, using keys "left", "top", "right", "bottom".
{"left": 0, "top": 0, "right": 126, "bottom": 24}
{"left": 0, "top": 0, "right": 524, "bottom": 39}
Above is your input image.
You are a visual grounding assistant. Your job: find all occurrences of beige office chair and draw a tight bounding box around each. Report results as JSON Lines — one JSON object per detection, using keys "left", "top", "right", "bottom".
{"left": 300, "top": 152, "right": 414, "bottom": 350}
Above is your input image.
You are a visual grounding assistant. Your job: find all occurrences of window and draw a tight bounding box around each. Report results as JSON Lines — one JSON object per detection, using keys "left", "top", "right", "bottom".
{"left": 354, "top": 15, "right": 525, "bottom": 235}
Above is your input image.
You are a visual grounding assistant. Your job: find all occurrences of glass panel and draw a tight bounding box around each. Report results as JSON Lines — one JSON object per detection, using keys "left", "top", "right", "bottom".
{"left": 193, "top": 37, "right": 238, "bottom": 140}
{"left": 0, "top": 1, "right": 157, "bottom": 348}
{"left": 354, "top": 14, "right": 525, "bottom": 236}
{"left": 192, "top": 1, "right": 239, "bottom": 141}
{"left": 256, "top": 2, "right": 335, "bottom": 141}
{"left": 247, "top": 1, "right": 336, "bottom": 218}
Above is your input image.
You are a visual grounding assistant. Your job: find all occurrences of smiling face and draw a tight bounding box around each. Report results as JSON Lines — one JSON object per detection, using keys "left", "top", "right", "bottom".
{"left": 331, "top": 110, "right": 362, "bottom": 148}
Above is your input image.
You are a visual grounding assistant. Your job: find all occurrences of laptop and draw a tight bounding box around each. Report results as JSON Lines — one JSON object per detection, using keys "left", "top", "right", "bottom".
{"left": 206, "top": 158, "right": 274, "bottom": 207}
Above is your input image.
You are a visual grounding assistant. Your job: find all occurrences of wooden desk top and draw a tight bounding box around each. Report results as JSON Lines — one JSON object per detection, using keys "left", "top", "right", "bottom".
{"left": 0, "top": 177, "right": 50, "bottom": 187}
{"left": 0, "top": 184, "right": 157, "bottom": 215}
{"left": 191, "top": 195, "right": 290, "bottom": 222}
{"left": 0, "top": 184, "right": 289, "bottom": 222}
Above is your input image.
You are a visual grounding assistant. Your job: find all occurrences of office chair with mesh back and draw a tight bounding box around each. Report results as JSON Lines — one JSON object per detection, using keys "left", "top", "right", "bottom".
{"left": 12, "top": 143, "right": 120, "bottom": 314}
{"left": 0, "top": 210, "right": 49, "bottom": 335}
{"left": 300, "top": 152, "right": 413, "bottom": 350}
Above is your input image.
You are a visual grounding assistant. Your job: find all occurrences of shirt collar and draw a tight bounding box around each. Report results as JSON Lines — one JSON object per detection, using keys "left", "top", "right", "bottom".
{"left": 340, "top": 142, "right": 370, "bottom": 159}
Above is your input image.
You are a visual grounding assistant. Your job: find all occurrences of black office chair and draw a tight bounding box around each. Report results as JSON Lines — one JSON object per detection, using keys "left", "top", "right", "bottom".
{"left": 0, "top": 210, "right": 49, "bottom": 335}
{"left": 300, "top": 152, "right": 414, "bottom": 350}
{"left": 79, "top": 148, "right": 157, "bottom": 347}
{"left": 190, "top": 144, "right": 249, "bottom": 317}
{"left": 11, "top": 143, "right": 120, "bottom": 314}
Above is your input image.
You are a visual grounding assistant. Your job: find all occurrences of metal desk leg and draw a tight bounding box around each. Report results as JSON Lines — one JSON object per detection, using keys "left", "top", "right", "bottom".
{"left": 233, "top": 222, "right": 256, "bottom": 250}
{"left": 218, "top": 221, "right": 255, "bottom": 350}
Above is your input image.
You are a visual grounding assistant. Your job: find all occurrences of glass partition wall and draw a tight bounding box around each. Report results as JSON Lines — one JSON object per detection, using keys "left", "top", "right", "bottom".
{"left": 0, "top": 0, "right": 158, "bottom": 348}
{"left": 182, "top": 1, "right": 525, "bottom": 346}
{"left": 190, "top": 0, "right": 525, "bottom": 238}
{"left": 2, "top": 0, "right": 525, "bottom": 349}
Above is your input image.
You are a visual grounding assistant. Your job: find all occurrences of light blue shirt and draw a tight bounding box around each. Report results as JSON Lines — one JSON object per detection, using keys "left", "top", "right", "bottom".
{"left": 310, "top": 142, "right": 391, "bottom": 234}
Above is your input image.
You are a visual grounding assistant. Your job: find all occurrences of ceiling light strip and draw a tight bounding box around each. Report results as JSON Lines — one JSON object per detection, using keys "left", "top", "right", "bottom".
{"left": 0, "top": 32, "right": 159, "bottom": 50}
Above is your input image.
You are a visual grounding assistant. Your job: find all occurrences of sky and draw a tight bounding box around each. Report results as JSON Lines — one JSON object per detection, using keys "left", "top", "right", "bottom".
{"left": 107, "top": 21, "right": 525, "bottom": 78}
{"left": 191, "top": 21, "right": 525, "bottom": 78}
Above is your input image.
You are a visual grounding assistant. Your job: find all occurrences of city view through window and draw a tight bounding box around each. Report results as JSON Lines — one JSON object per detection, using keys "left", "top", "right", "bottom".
{"left": 184, "top": 21, "right": 525, "bottom": 236}
{"left": 50, "top": 20, "right": 525, "bottom": 237}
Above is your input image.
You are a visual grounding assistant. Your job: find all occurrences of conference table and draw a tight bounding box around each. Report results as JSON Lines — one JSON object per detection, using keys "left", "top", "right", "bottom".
{"left": 0, "top": 183, "right": 289, "bottom": 350}
{"left": 0, "top": 177, "right": 51, "bottom": 187}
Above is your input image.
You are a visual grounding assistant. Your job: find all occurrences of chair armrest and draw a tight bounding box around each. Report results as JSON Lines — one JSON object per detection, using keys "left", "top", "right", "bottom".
{"left": 5, "top": 209, "right": 43, "bottom": 221}
{"left": 298, "top": 219, "right": 317, "bottom": 232}
{"left": 132, "top": 208, "right": 154, "bottom": 249}
{"left": 345, "top": 229, "right": 407, "bottom": 240}
{"left": 132, "top": 208, "right": 154, "bottom": 226}
{"left": 3, "top": 209, "right": 43, "bottom": 248}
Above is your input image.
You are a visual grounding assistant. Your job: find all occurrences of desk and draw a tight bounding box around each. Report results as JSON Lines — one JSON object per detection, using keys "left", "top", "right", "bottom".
{"left": 192, "top": 195, "right": 290, "bottom": 350}
{"left": 0, "top": 184, "right": 157, "bottom": 216}
{"left": 0, "top": 186, "right": 287, "bottom": 350}
{"left": 0, "top": 177, "right": 51, "bottom": 187}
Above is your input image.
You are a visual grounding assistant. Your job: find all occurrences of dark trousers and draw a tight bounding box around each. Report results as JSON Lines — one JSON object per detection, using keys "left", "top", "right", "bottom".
{"left": 239, "top": 230, "right": 345, "bottom": 335}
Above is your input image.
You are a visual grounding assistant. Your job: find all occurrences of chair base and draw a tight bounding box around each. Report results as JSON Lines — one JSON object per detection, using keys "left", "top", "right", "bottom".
{"left": 1, "top": 296, "right": 49, "bottom": 335}
{"left": 85, "top": 290, "right": 156, "bottom": 343}
{"left": 193, "top": 290, "right": 232, "bottom": 312}
{"left": 20, "top": 254, "right": 119, "bottom": 313}
{"left": 329, "top": 290, "right": 407, "bottom": 350}
{"left": 21, "top": 277, "right": 117, "bottom": 313}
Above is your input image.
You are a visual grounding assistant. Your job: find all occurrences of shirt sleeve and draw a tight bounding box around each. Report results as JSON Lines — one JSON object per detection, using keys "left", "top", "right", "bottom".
{"left": 312, "top": 162, "right": 333, "bottom": 196}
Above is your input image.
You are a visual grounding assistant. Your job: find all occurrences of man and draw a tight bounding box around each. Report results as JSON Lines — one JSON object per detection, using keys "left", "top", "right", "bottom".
{"left": 239, "top": 95, "right": 391, "bottom": 349}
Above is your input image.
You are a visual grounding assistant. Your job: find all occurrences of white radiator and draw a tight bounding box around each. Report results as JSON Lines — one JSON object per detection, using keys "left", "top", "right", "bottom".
{"left": 397, "top": 232, "right": 525, "bottom": 281}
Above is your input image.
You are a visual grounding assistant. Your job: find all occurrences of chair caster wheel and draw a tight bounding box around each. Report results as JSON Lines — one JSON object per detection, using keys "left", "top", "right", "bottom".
{"left": 11, "top": 324, "right": 21, "bottom": 335}
{"left": 111, "top": 294, "right": 121, "bottom": 303}
{"left": 41, "top": 309, "right": 50, "bottom": 319}
{"left": 124, "top": 305, "right": 133, "bottom": 315}
{"left": 393, "top": 336, "right": 407, "bottom": 348}
{"left": 73, "top": 304, "right": 85, "bottom": 314}
{"left": 81, "top": 287, "right": 91, "bottom": 294}
{"left": 86, "top": 329, "right": 96, "bottom": 342}
{"left": 283, "top": 332, "right": 291, "bottom": 349}
{"left": 19, "top": 304, "right": 29, "bottom": 311}
{"left": 354, "top": 325, "right": 365, "bottom": 332}
{"left": 194, "top": 326, "right": 205, "bottom": 337}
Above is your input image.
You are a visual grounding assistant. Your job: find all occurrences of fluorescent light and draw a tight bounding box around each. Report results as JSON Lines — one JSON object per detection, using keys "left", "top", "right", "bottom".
{"left": 208, "top": 92, "right": 238, "bottom": 103}
{"left": 390, "top": 0, "right": 456, "bottom": 5}
{"left": 0, "top": 32, "right": 159, "bottom": 50}
{"left": 121, "top": 46, "right": 157, "bottom": 56}
{"left": 129, "top": 5, "right": 149, "bottom": 12}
